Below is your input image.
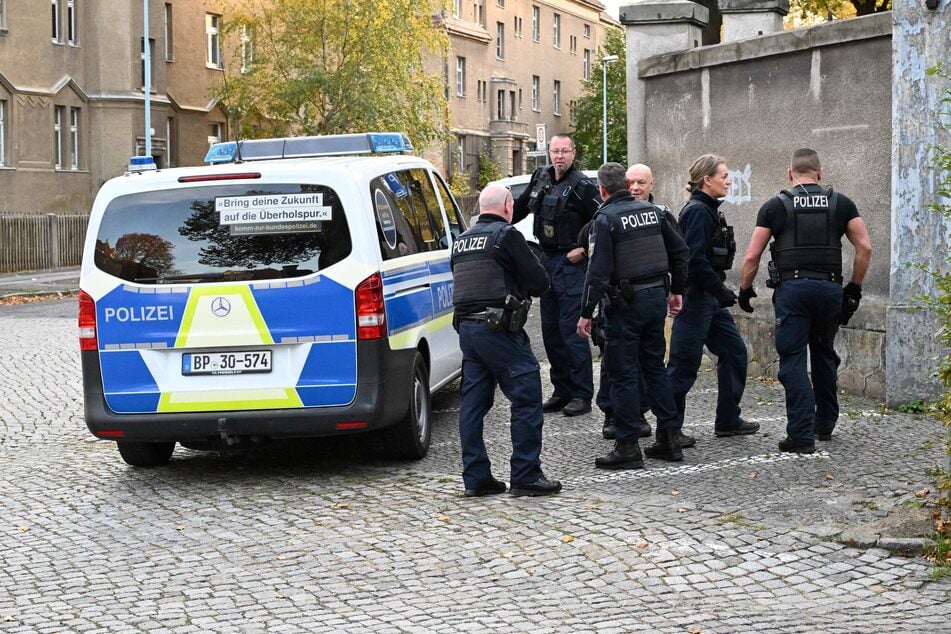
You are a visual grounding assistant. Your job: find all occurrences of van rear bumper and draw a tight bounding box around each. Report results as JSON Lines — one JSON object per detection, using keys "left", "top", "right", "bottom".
{"left": 81, "top": 341, "right": 415, "bottom": 442}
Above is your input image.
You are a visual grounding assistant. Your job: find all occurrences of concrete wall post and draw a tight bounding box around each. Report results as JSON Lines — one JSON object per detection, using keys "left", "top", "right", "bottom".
{"left": 718, "top": 0, "right": 788, "bottom": 41}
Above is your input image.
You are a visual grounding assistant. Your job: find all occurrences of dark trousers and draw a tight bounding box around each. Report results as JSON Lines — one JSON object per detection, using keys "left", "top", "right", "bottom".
{"left": 667, "top": 292, "right": 748, "bottom": 430}
{"left": 603, "top": 287, "right": 679, "bottom": 440}
{"left": 458, "top": 321, "right": 545, "bottom": 489}
{"left": 540, "top": 251, "right": 593, "bottom": 401}
{"left": 774, "top": 279, "right": 843, "bottom": 443}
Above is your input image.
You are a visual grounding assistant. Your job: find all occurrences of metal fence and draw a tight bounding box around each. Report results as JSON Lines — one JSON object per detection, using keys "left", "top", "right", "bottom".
{"left": 0, "top": 214, "right": 89, "bottom": 273}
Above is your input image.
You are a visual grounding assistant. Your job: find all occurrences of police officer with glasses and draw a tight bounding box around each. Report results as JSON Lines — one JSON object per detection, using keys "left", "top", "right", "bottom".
{"left": 667, "top": 154, "right": 758, "bottom": 439}
{"left": 577, "top": 163, "right": 689, "bottom": 469}
{"left": 451, "top": 183, "right": 562, "bottom": 497}
{"left": 513, "top": 134, "right": 602, "bottom": 418}
{"left": 738, "top": 148, "right": 871, "bottom": 453}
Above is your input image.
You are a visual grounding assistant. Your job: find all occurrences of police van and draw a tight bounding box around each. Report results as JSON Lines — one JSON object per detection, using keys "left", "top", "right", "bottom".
{"left": 79, "top": 133, "right": 466, "bottom": 466}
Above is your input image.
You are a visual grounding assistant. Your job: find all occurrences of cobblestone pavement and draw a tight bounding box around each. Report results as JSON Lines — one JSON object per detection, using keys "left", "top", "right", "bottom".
{"left": 1, "top": 300, "right": 948, "bottom": 633}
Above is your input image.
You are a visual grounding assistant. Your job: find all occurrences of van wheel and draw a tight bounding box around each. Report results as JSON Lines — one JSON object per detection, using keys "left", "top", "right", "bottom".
{"left": 386, "top": 352, "right": 432, "bottom": 460}
{"left": 116, "top": 441, "right": 175, "bottom": 467}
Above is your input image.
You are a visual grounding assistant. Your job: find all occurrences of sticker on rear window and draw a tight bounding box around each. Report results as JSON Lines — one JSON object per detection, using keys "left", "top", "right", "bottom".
{"left": 215, "top": 193, "right": 332, "bottom": 235}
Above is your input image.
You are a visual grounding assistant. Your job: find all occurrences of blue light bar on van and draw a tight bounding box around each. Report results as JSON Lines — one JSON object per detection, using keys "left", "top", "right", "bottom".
{"left": 204, "top": 133, "right": 414, "bottom": 164}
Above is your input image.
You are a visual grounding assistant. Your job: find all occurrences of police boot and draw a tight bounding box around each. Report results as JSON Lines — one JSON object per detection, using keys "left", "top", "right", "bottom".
{"left": 595, "top": 439, "right": 644, "bottom": 470}
{"left": 637, "top": 411, "right": 652, "bottom": 438}
{"left": 602, "top": 411, "right": 617, "bottom": 440}
{"left": 644, "top": 428, "right": 683, "bottom": 462}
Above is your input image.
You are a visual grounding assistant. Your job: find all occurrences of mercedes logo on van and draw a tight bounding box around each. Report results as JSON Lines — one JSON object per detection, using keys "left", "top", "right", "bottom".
{"left": 211, "top": 297, "right": 231, "bottom": 317}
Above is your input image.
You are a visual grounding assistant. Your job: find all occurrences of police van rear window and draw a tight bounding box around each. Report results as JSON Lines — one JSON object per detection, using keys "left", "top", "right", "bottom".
{"left": 94, "top": 184, "right": 351, "bottom": 284}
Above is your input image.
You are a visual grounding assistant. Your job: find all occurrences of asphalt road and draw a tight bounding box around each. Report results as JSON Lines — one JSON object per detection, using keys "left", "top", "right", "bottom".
{"left": 0, "top": 299, "right": 948, "bottom": 633}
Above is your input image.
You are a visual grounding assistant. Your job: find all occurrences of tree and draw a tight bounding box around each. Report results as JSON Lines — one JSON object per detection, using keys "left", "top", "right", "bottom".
{"left": 113, "top": 233, "right": 176, "bottom": 277}
{"left": 215, "top": 0, "right": 450, "bottom": 150}
{"left": 477, "top": 152, "right": 504, "bottom": 189}
{"left": 570, "top": 28, "right": 627, "bottom": 169}
{"left": 786, "top": 0, "right": 883, "bottom": 25}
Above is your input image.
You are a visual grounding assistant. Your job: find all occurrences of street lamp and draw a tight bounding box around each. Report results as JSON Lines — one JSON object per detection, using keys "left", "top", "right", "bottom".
{"left": 602, "top": 54, "right": 619, "bottom": 165}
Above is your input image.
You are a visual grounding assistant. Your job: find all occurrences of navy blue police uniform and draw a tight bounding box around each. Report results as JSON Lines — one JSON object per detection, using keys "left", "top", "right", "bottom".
{"left": 667, "top": 191, "right": 752, "bottom": 435}
{"left": 513, "top": 164, "right": 601, "bottom": 411}
{"left": 756, "top": 184, "right": 859, "bottom": 447}
{"left": 451, "top": 213, "right": 553, "bottom": 495}
{"left": 581, "top": 190, "right": 689, "bottom": 455}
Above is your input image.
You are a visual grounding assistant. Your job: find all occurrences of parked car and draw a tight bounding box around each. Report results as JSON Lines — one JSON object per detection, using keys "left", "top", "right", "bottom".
{"left": 79, "top": 133, "right": 466, "bottom": 466}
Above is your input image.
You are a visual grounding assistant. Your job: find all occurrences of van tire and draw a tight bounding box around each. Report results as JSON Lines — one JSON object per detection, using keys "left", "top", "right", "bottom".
{"left": 116, "top": 441, "right": 175, "bottom": 467}
{"left": 385, "top": 352, "right": 431, "bottom": 460}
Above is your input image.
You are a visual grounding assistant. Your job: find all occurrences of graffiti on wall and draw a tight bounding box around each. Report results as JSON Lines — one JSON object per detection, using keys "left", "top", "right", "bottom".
{"left": 725, "top": 163, "right": 752, "bottom": 204}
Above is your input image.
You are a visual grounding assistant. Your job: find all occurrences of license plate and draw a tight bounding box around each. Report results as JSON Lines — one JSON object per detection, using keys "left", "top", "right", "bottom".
{"left": 182, "top": 350, "right": 272, "bottom": 376}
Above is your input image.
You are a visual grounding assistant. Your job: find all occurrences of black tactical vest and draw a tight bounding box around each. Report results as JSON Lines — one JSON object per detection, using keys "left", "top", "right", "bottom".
{"left": 771, "top": 186, "right": 842, "bottom": 276}
{"left": 603, "top": 199, "right": 669, "bottom": 283}
{"left": 528, "top": 167, "right": 590, "bottom": 251}
{"left": 689, "top": 199, "right": 736, "bottom": 271}
{"left": 451, "top": 222, "right": 512, "bottom": 307}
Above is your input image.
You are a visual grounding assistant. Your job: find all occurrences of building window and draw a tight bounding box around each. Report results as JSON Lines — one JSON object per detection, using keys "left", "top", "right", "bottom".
{"left": 0, "top": 0, "right": 6, "bottom": 31}
{"left": 164, "top": 3, "right": 173, "bottom": 61}
{"left": 0, "top": 100, "right": 6, "bottom": 167}
{"left": 496, "top": 90, "right": 505, "bottom": 120}
{"left": 140, "top": 38, "right": 155, "bottom": 89}
{"left": 518, "top": 88, "right": 522, "bottom": 110}
{"left": 452, "top": 0, "right": 461, "bottom": 17}
{"left": 455, "top": 57, "right": 466, "bottom": 97}
{"left": 497, "top": 0, "right": 505, "bottom": 6}
{"left": 69, "top": 107, "right": 79, "bottom": 169}
{"left": 67, "top": 0, "right": 78, "bottom": 45}
{"left": 513, "top": 16, "right": 522, "bottom": 38}
{"left": 208, "top": 122, "right": 223, "bottom": 146}
{"left": 473, "top": 0, "right": 484, "bottom": 27}
{"left": 206, "top": 14, "right": 222, "bottom": 68}
{"left": 52, "top": 0, "right": 62, "bottom": 43}
{"left": 166, "top": 117, "right": 175, "bottom": 167}
{"left": 509, "top": 91, "right": 516, "bottom": 120}
{"left": 569, "top": 35, "right": 576, "bottom": 55}
{"left": 583, "top": 49, "right": 591, "bottom": 80}
{"left": 496, "top": 22, "right": 504, "bottom": 59}
{"left": 553, "top": 80, "right": 561, "bottom": 115}
{"left": 477, "top": 79, "right": 487, "bottom": 102}
{"left": 240, "top": 25, "right": 254, "bottom": 73}
{"left": 531, "top": 6, "right": 539, "bottom": 42}
{"left": 531, "top": 75, "right": 539, "bottom": 111}
{"left": 583, "top": 23, "right": 590, "bottom": 39}
{"left": 552, "top": 13, "right": 560, "bottom": 48}
{"left": 54, "top": 106, "right": 64, "bottom": 169}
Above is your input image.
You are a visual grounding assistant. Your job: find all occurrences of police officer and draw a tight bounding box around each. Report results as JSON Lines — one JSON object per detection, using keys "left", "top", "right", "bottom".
{"left": 577, "top": 163, "right": 689, "bottom": 469}
{"left": 452, "top": 183, "right": 562, "bottom": 497}
{"left": 513, "top": 134, "right": 602, "bottom": 417}
{"left": 738, "top": 148, "right": 871, "bottom": 453}
{"left": 667, "top": 155, "right": 758, "bottom": 438}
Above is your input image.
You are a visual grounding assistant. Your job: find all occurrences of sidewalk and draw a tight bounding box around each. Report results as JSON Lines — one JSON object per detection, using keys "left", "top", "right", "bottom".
{"left": 0, "top": 266, "right": 80, "bottom": 296}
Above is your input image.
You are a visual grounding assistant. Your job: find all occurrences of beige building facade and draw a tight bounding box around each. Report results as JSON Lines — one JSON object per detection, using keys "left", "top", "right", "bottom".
{"left": 439, "top": 0, "right": 614, "bottom": 184}
{"left": 0, "top": 0, "right": 232, "bottom": 214}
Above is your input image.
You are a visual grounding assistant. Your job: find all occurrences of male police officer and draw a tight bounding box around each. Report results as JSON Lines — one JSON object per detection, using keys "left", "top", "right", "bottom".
{"left": 738, "top": 148, "right": 871, "bottom": 453}
{"left": 452, "top": 183, "right": 562, "bottom": 497}
{"left": 577, "top": 163, "right": 689, "bottom": 469}
{"left": 513, "top": 134, "right": 601, "bottom": 417}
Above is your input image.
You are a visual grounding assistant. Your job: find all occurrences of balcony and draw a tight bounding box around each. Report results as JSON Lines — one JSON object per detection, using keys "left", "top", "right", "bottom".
{"left": 489, "top": 119, "right": 529, "bottom": 137}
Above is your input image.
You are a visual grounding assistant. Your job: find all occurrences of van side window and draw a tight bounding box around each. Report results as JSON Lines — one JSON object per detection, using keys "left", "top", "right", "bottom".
{"left": 432, "top": 172, "right": 468, "bottom": 241}
{"left": 373, "top": 169, "right": 448, "bottom": 258}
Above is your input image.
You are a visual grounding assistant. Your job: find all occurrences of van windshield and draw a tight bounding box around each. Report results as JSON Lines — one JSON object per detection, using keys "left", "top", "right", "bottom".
{"left": 94, "top": 183, "right": 351, "bottom": 284}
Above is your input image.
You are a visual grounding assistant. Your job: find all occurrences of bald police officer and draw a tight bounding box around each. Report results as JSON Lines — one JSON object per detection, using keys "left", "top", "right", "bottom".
{"left": 513, "top": 134, "right": 602, "bottom": 417}
{"left": 452, "top": 184, "right": 562, "bottom": 497}
{"left": 578, "top": 163, "right": 689, "bottom": 469}
{"left": 739, "top": 148, "right": 871, "bottom": 453}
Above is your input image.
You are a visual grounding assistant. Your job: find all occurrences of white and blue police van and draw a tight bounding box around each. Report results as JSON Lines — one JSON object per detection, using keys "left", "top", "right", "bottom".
{"left": 79, "top": 133, "right": 466, "bottom": 466}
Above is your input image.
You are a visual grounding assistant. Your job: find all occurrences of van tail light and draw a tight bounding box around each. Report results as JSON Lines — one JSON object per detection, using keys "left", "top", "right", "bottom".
{"left": 78, "top": 290, "right": 98, "bottom": 351}
{"left": 355, "top": 273, "right": 386, "bottom": 340}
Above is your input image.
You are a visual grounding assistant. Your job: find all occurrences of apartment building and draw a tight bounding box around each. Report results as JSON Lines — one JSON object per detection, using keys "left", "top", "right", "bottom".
{"left": 439, "top": 0, "right": 614, "bottom": 184}
{"left": 0, "top": 1, "right": 233, "bottom": 214}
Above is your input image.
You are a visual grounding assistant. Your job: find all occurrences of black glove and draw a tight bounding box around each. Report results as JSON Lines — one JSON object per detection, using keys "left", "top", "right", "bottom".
{"left": 714, "top": 285, "right": 737, "bottom": 308}
{"left": 738, "top": 287, "right": 757, "bottom": 313}
{"left": 839, "top": 282, "right": 862, "bottom": 325}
